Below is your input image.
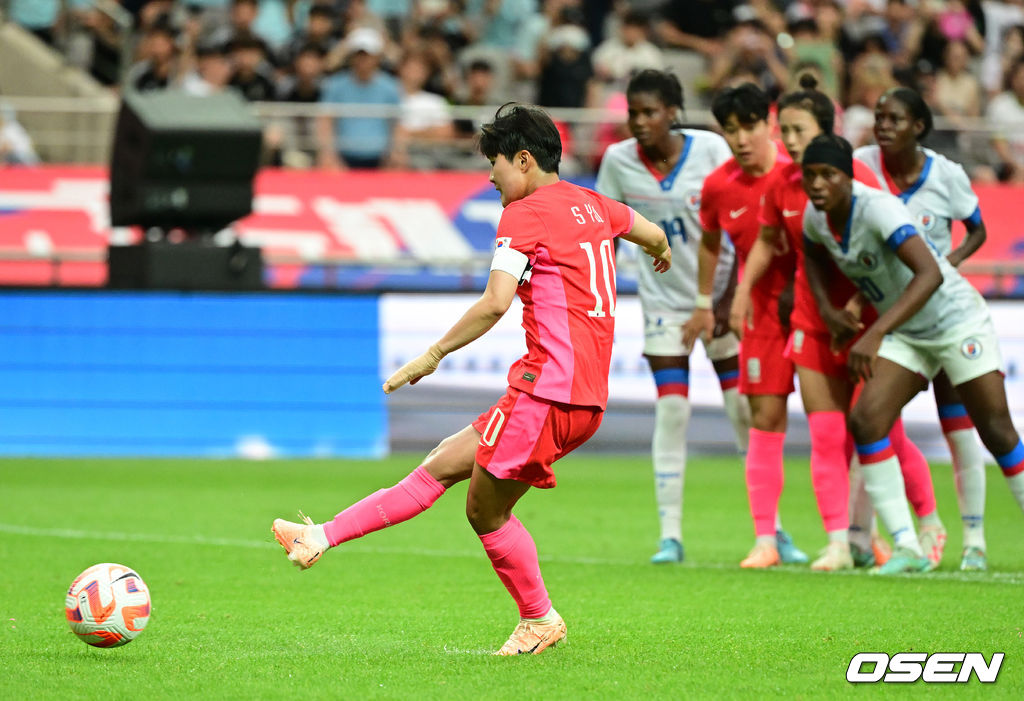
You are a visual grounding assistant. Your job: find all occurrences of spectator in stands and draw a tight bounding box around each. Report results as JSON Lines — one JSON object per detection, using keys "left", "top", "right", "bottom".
{"left": 369, "top": 0, "right": 412, "bottom": 39}
{"left": 537, "top": 16, "right": 597, "bottom": 109}
{"left": 933, "top": 39, "right": 983, "bottom": 129}
{"left": 317, "top": 27, "right": 401, "bottom": 169}
{"left": 126, "top": 15, "right": 180, "bottom": 92}
{"left": 453, "top": 59, "right": 497, "bottom": 138}
{"left": 784, "top": 12, "right": 843, "bottom": 99}
{"left": 391, "top": 49, "right": 455, "bottom": 168}
{"left": 656, "top": 0, "right": 736, "bottom": 58}
{"left": 406, "top": 24, "right": 459, "bottom": 99}
{"left": 843, "top": 60, "right": 896, "bottom": 148}
{"left": 592, "top": 10, "right": 664, "bottom": 89}
{"left": 987, "top": 23, "right": 1024, "bottom": 98}
{"left": 987, "top": 57, "right": 1024, "bottom": 182}
{"left": 880, "top": 0, "right": 925, "bottom": 70}
{"left": 0, "top": 100, "right": 40, "bottom": 166}
{"left": 181, "top": 39, "right": 233, "bottom": 95}
{"left": 227, "top": 32, "right": 277, "bottom": 100}
{"left": 464, "top": 0, "right": 538, "bottom": 51}
{"left": 708, "top": 19, "right": 789, "bottom": 99}
{"left": 68, "top": 2, "right": 127, "bottom": 86}
{"left": 7, "top": 0, "right": 61, "bottom": 45}
{"left": 981, "top": 3, "right": 1024, "bottom": 97}
{"left": 278, "top": 43, "right": 326, "bottom": 102}
{"left": 278, "top": 3, "right": 340, "bottom": 67}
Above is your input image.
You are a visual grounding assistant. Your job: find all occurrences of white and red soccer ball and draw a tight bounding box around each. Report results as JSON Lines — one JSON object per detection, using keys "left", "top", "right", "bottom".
{"left": 65, "top": 563, "right": 151, "bottom": 648}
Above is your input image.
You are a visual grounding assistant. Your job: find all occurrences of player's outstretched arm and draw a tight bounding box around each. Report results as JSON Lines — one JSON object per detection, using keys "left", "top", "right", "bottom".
{"left": 383, "top": 270, "right": 518, "bottom": 393}
{"left": 621, "top": 212, "right": 671, "bottom": 273}
{"left": 681, "top": 228, "right": 721, "bottom": 348}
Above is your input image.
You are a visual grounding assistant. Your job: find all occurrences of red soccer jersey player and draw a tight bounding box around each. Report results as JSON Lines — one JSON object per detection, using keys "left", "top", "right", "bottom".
{"left": 700, "top": 147, "right": 796, "bottom": 395}
{"left": 683, "top": 83, "right": 807, "bottom": 569}
{"left": 272, "top": 104, "right": 671, "bottom": 655}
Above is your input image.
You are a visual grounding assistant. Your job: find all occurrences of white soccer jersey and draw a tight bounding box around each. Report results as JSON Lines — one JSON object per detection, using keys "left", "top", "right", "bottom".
{"left": 853, "top": 145, "right": 981, "bottom": 255}
{"left": 597, "top": 129, "right": 735, "bottom": 314}
{"left": 802, "top": 182, "right": 986, "bottom": 339}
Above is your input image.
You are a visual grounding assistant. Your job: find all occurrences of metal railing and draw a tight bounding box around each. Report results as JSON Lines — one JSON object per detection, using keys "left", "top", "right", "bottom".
{"left": 0, "top": 93, "right": 1019, "bottom": 172}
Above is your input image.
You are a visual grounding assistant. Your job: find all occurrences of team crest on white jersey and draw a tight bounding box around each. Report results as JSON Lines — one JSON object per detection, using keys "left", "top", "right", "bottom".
{"left": 685, "top": 190, "right": 701, "bottom": 211}
{"left": 961, "top": 338, "right": 982, "bottom": 359}
{"left": 918, "top": 211, "right": 937, "bottom": 231}
{"left": 857, "top": 251, "right": 879, "bottom": 270}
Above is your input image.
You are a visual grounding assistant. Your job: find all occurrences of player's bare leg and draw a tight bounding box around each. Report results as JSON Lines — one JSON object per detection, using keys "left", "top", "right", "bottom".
{"left": 466, "top": 464, "right": 565, "bottom": 656}
{"left": 272, "top": 425, "right": 479, "bottom": 569}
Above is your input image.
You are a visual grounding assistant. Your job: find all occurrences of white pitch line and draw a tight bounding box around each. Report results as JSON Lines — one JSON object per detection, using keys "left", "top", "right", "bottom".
{"left": 1, "top": 522, "right": 1021, "bottom": 586}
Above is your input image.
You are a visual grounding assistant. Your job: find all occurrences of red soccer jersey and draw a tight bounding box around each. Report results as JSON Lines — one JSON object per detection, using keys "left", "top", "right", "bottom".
{"left": 700, "top": 145, "right": 795, "bottom": 335}
{"left": 758, "top": 159, "right": 881, "bottom": 333}
{"left": 496, "top": 180, "right": 634, "bottom": 409}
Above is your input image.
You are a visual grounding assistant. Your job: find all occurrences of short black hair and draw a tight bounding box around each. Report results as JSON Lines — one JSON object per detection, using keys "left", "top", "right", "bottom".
{"left": 626, "top": 69, "right": 684, "bottom": 113}
{"left": 777, "top": 73, "right": 835, "bottom": 134}
{"left": 711, "top": 82, "right": 770, "bottom": 127}
{"left": 479, "top": 103, "right": 561, "bottom": 174}
{"left": 881, "top": 86, "right": 934, "bottom": 140}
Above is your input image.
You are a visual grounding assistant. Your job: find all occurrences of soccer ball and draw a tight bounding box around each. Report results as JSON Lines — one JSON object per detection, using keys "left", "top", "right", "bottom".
{"left": 65, "top": 563, "right": 151, "bottom": 648}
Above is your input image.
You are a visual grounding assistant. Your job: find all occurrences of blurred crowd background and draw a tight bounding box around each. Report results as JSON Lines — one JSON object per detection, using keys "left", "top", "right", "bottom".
{"left": 1, "top": 0, "right": 1023, "bottom": 180}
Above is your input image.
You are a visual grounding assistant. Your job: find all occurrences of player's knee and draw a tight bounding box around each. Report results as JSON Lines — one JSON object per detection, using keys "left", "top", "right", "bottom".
{"left": 848, "top": 406, "right": 885, "bottom": 446}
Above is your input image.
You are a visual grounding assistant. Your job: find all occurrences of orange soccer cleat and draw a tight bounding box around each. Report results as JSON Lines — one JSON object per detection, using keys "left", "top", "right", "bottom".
{"left": 494, "top": 611, "right": 567, "bottom": 656}
{"left": 272, "top": 511, "right": 324, "bottom": 570}
{"left": 740, "top": 542, "right": 780, "bottom": 568}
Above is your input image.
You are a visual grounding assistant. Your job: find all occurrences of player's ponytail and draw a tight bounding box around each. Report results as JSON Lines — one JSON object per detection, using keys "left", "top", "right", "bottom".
{"left": 777, "top": 73, "right": 835, "bottom": 135}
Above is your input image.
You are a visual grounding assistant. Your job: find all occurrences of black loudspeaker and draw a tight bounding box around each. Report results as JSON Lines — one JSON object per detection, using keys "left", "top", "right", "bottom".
{"left": 109, "top": 90, "right": 263, "bottom": 229}
{"left": 108, "top": 241, "right": 264, "bottom": 290}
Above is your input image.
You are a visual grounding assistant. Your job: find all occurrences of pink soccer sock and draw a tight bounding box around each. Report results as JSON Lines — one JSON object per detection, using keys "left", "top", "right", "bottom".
{"left": 746, "top": 428, "right": 786, "bottom": 537}
{"left": 889, "top": 417, "right": 937, "bottom": 518}
{"left": 323, "top": 466, "right": 446, "bottom": 547}
{"left": 479, "top": 515, "right": 551, "bottom": 619}
{"left": 808, "top": 411, "right": 849, "bottom": 532}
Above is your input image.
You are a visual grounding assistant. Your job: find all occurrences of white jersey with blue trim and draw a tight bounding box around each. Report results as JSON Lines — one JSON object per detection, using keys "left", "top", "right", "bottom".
{"left": 802, "top": 182, "right": 986, "bottom": 339}
{"left": 853, "top": 145, "right": 981, "bottom": 256}
{"left": 597, "top": 129, "right": 735, "bottom": 314}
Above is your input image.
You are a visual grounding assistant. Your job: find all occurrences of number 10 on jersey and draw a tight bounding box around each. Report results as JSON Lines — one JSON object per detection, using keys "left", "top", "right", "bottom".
{"left": 579, "top": 240, "right": 616, "bottom": 318}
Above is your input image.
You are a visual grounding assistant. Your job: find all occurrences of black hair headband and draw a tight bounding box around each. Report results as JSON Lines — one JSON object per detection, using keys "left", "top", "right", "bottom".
{"left": 802, "top": 140, "right": 853, "bottom": 177}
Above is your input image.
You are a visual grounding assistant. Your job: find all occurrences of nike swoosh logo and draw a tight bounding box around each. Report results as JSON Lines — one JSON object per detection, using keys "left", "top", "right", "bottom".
{"left": 783, "top": 209, "right": 801, "bottom": 217}
{"left": 729, "top": 207, "right": 747, "bottom": 218}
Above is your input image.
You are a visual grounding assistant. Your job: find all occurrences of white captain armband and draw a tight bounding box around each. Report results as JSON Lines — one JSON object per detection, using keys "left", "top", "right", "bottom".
{"left": 490, "top": 244, "right": 532, "bottom": 284}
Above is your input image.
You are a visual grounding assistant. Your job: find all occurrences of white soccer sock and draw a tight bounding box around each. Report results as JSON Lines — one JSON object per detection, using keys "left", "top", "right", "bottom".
{"left": 847, "top": 458, "right": 873, "bottom": 551}
{"left": 919, "top": 510, "right": 943, "bottom": 529}
{"left": 722, "top": 388, "right": 750, "bottom": 454}
{"left": 945, "top": 428, "right": 986, "bottom": 548}
{"left": 827, "top": 529, "right": 849, "bottom": 544}
{"left": 861, "top": 456, "right": 923, "bottom": 555}
{"left": 652, "top": 394, "right": 690, "bottom": 541}
{"left": 310, "top": 524, "right": 330, "bottom": 550}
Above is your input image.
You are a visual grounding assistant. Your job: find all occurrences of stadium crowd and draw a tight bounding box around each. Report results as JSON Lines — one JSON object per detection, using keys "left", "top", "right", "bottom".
{"left": 4, "top": 0, "right": 1024, "bottom": 176}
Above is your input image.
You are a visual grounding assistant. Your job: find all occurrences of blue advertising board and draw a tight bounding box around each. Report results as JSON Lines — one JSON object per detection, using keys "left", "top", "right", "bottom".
{"left": 0, "top": 291, "right": 385, "bottom": 457}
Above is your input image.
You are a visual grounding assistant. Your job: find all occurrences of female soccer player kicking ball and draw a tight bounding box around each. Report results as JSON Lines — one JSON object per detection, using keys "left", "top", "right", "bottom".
{"left": 272, "top": 104, "right": 672, "bottom": 654}
{"left": 729, "top": 76, "right": 939, "bottom": 571}
{"left": 800, "top": 134, "right": 1024, "bottom": 574}
{"left": 596, "top": 69, "right": 751, "bottom": 565}
{"left": 854, "top": 87, "right": 990, "bottom": 571}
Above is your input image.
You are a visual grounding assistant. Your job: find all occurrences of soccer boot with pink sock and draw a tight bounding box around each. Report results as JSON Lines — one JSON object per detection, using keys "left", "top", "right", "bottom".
{"left": 494, "top": 609, "right": 566, "bottom": 656}
{"left": 271, "top": 511, "right": 324, "bottom": 570}
{"left": 740, "top": 542, "right": 780, "bottom": 568}
{"left": 811, "top": 542, "right": 854, "bottom": 571}
{"left": 918, "top": 525, "right": 947, "bottom": 568}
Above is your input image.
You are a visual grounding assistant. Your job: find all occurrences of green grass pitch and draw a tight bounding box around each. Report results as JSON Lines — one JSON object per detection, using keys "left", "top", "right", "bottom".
{"left": 1, "top": 454, "right": 1022, "bottom": 699}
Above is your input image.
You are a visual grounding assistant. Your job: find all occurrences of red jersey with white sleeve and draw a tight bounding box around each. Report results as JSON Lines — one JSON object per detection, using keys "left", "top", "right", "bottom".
{"left": 759, "top": 159, "right": 881, "bottom": 333}
{"left": 700, "top": 145, "right": 795, "bottom": 336}
{"left": 491, "top": 180, "right": 635, "bottom": 410}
